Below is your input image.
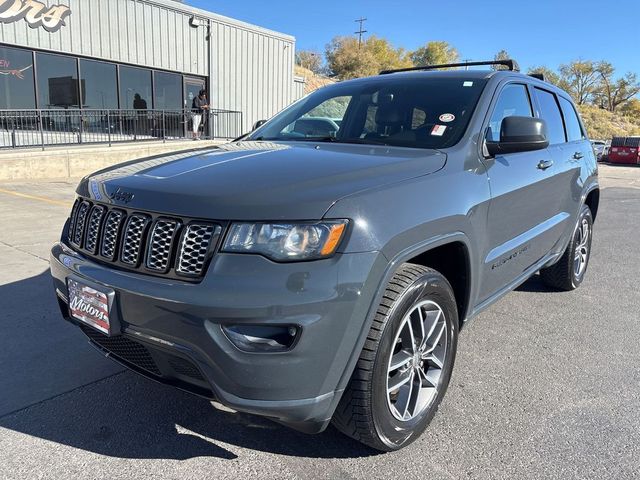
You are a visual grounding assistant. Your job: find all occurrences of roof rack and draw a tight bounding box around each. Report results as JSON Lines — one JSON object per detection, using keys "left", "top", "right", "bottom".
{"left": 529, "top": 72, "right": 545, "bottom": 81}
{"left": 380, "top": 59, "right": 520, "bottom": 75}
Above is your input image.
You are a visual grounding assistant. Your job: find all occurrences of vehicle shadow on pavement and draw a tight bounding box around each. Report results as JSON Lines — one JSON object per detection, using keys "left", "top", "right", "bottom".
{"left": 0, "top": 271, "right": 377, "bottom": 460}
{"left": 515, "top": 273, "right": 556, "bottom": 293}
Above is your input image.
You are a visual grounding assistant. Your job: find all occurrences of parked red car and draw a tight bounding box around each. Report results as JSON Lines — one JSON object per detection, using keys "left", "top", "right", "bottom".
{"left": 608, "top": 137, "right": 640, "bottom": 165}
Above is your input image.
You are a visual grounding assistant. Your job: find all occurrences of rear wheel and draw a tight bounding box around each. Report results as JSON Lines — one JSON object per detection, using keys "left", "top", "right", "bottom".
{"left": 540, "top": 204, "right": 593, "bottom": 291}
{"left": 332, "top": 264, "right": 458, "bottom": 451}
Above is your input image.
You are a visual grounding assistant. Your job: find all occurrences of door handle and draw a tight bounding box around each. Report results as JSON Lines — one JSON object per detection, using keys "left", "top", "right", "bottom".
{"left": 537, "top": 160, "right": 554, "bottom": 170}
{"left": 573, "top": 152, "right": 584, "bottom": 160}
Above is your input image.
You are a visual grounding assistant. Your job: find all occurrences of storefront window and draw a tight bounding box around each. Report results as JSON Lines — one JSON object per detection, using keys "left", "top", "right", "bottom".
{"left": 80, "top": 59, "right": 118, "bottom": 109}
{"left": 154, "top": 71, "right": 182, "bottom": 110}
{"left": 0, "top": 46, "right": 36, "bottom": 109}
{"left": 36, "top": 52, "right": 79, "bottom": 108}
{"left": 119, "top": 66, "right": 152, "bottom": 110}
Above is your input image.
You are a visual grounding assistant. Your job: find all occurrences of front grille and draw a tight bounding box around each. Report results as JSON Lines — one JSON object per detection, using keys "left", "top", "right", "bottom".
{"left": 72, "top": 201, "right": 90, "bottom": 246}
{"left": 146, "top": 219, "right": 179, "bottom": 272}
{"left": 84, "top": 205, "right": 105, "bottom": 253}
{"left": 66, "top": 198, "right": 221, "bottom": 280}
{"left": 68, "top": 199, "right": 80, "bottom": 243}
{"left": 177, "top": 223, "right": 218, "bottom": 276}
{"left": 81, "top": 325, "right": 162, "bottom": 376}
{"left": 121, "top": 214, "right": 150, "bottom": 266}
{"left": 101, "top": 210, "right": 125, "bottom": 260}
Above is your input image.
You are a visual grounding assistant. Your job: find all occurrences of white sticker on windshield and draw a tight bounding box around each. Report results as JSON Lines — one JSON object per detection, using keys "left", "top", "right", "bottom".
{"left": 439, "top": 113, "right": 455, "bottom": 123}
{"left": 431, "top": 125, "right": 447, "bottom": 136}
{"left": 463, "top": 81, "right": 473, "bottom": 87}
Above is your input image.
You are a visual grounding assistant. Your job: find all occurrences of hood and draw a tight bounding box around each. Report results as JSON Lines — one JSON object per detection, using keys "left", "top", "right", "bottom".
{"left": 78, "top": 141, "right": 446, "bottom": 220}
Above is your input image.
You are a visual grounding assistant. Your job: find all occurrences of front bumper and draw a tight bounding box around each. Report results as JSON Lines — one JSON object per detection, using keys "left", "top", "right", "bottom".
{"left": 50, "top": 241, "right": 384, "bottom": 433}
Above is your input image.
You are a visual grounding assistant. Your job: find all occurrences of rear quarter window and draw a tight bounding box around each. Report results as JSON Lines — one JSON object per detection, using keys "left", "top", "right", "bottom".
{"left": 558, "top": 97, "right": 584, "bottom": 142}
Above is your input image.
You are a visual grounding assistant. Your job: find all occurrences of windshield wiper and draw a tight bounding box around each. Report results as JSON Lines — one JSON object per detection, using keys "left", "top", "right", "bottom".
{"left": 340, "top": 138, "right": 390, "bottom": 146}
{"left": 252, "top": 136, "right": 391, "bottom": 146}
{"left": 281, "top": 136, "right": 338, "bottom": 142}
{"left": 251, "top": 136, "right": 337, "bottom": 142}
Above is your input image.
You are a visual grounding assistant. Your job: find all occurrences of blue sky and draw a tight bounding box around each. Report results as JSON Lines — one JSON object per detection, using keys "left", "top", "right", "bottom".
{"left": 189, "top": 0, "right": 640, "bottom": 75}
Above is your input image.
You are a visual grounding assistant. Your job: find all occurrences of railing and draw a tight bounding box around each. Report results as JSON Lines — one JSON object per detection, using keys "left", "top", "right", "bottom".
{"left": 0, "top": 108, "right": 243, "bottom": 150}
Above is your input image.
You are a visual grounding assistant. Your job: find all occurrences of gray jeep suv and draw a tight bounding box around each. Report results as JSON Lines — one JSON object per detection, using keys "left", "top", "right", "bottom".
{"left": 50, "top": 60, "right": 599, "bottom": 451}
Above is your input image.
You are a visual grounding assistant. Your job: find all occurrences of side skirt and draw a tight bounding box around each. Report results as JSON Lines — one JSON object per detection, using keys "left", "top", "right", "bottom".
{"left": 465, "top": 250, "right": 561, "bottom": 322}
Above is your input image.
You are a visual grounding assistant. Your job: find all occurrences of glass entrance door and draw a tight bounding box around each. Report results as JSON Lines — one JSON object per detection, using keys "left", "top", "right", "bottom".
{"left": 184, "top": 78, "right": 206, "bottom": 110}
{"left": 184, "top": 77, "right": 206, "bottom": 138}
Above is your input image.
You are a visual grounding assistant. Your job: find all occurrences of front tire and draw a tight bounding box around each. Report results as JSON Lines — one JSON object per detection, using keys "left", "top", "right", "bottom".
{"left": 332, "top": 264, "right": 458, "bottom": 451}
{"left": 540, "top": 204, "right": 593, "bottom": 291}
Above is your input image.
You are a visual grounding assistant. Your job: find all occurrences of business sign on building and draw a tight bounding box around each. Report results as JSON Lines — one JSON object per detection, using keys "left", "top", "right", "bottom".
{"left": 0, "top": 0, "right": 71, "bottom": 32}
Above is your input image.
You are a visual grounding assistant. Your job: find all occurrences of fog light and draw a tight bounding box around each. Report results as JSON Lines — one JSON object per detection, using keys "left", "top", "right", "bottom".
{"left": 222, "top": 325, "right": 299, "bottom": 352}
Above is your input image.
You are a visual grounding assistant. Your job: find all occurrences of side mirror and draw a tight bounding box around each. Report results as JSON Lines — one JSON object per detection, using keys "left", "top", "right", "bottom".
{"left": 253, "top": 119, "right": 267, "bottom": 131}
{"left": 486, "top": 116, "right": 549, "bottom": 156}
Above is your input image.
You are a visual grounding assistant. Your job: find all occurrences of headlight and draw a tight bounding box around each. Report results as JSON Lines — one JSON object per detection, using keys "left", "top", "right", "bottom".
{"left": 222, "top": 220, "right": 348, "bottom": 261}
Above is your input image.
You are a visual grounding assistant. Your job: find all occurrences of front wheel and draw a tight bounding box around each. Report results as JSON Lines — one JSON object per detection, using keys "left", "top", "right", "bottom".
{"left": 332, "top": 264, "right": 458, "bottom": 451}
{"left": 540, "top": 204, "right": 593, "bottom": 291}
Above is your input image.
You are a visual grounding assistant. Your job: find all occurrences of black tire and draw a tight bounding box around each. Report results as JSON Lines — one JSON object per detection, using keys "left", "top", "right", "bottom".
{"left": 332, "top": 264, "right": 458, "bottom": 451}
{"left": 540, "top": 204, "right": 593, "bottom": 291}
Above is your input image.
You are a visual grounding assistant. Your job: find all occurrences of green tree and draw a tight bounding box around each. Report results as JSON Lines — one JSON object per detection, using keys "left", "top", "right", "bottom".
{"left": 325, "top": 35, "right": 412, "bottom": 80}
{"left": 595, "top": 62, "right": 640, "bottom": 112}
{"left": 492, "top": 50, "right": 511, "bottom": 70}
{"left": 621, "top": 98, "right": 640, "bottom": 123}
{"left": 559, "top": 60, "right": 600, "bottom": 105}
{"left": 577, "top": 104, "right": 640, "bottom": 139}
{"left": 410, "top": 41, "right": 459, "bottom": 67}
{"left": 527, "top": 66, "right": 564, "bottom": 88}
{"left": 295, "top": 50, "right": 323, "bottom": 75}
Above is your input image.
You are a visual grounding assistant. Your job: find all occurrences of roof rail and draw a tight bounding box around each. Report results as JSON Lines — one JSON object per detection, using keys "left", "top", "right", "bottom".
{"left": 380, "top": 59, "right": 520, "bottom": 75}
{"left": 529, "top": 72, "right": 545, "bottom": 81}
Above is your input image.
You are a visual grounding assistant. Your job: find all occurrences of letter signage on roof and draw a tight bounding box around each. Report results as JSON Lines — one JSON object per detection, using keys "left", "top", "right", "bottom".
{"left": 0, "top": 0, "right": 71, "bottom": 33}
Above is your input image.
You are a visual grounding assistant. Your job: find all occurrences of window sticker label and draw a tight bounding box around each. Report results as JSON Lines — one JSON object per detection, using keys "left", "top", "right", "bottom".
{"left": 463, "top": 81, "right": 474, "bottom": 87}
{"left": 431, "top": 125, "right": 447, "bottom": 136}
{"left": 439, "top": 113, "right": 455, "bottom": 123}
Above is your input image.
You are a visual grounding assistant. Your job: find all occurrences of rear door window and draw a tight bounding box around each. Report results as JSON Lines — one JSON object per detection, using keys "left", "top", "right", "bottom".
{"left": 534, "top": 88, "right": 566, "bottom": 145}
{"left": 487, "top": 84, "right": 533, "bottom": 142}
{"left": 558, "top": 96, "right": 584, "bottom": 142}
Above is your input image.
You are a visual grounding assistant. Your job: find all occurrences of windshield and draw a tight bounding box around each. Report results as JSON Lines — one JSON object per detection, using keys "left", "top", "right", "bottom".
{"left": 248, "top": 76, "right": 487, "bottom": 149}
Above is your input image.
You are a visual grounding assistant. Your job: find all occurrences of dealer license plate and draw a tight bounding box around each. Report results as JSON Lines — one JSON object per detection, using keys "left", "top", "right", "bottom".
{"left": 67, "top": 278, "right": 112, "bottom": 335}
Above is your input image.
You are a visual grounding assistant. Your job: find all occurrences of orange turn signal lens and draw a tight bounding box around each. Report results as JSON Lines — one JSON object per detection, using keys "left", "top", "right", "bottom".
{"left": 320, "top": 222, "right": 347, "bottom": 256}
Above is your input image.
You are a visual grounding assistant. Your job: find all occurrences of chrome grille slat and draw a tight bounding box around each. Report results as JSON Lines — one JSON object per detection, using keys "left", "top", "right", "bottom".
{"left": 146, "top": 219, "right": 179, "bottom": 272}
{"left": 101, "top": 210, "right": 125, "bottom": 260}
{"left": 84, "top": 205, "right": 105, "bottom": 253}
{"left": 65, "top": 199, "right": 219, "bottom": 280}
{"left": 176, "top": 223, "right": 219, "bottom": 276}
{"left": 121, "top": 214, "right": 149, "bottom": 266}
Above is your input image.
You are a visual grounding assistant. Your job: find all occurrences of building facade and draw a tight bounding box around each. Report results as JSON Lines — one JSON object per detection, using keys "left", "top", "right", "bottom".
{"left": 0, "top": 0, "right": 297, "bottom": 140}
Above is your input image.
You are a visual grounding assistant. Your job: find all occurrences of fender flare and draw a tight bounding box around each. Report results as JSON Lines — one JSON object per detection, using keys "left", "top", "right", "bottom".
{"left": 326, "top": 231, "right": 475, "bottom": 418}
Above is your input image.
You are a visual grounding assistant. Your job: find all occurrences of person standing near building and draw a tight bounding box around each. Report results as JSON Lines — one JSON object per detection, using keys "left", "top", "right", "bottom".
{"left": 192, "top": 89, "right": 209, "bottom": 140}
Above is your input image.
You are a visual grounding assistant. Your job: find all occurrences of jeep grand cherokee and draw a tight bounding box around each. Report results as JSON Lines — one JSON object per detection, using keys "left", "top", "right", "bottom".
{"left": 50, "top": 60, "right": 599, "bottom": 451}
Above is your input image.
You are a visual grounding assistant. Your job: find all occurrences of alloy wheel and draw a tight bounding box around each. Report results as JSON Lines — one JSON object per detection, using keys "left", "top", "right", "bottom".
{"left": 573, "top": 218, "right": 590, "bottom": 278}
{"left": 386, "top": 300, "right": 448, "bottom": 422}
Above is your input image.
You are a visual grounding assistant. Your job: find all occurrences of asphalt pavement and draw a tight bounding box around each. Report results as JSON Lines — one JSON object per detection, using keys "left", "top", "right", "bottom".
{"left": 0, "top": 164, "right": 638, "bottom": 479}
